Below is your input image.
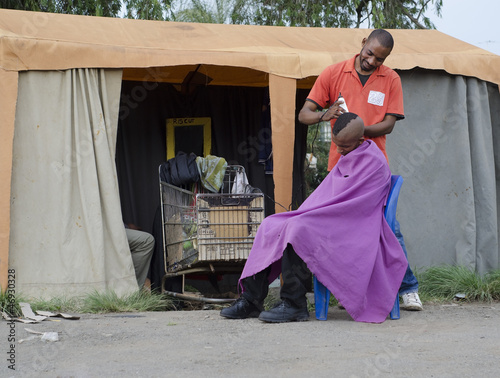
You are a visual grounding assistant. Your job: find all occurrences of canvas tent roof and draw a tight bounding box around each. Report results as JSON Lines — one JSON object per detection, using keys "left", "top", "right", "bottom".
{"left": 0, "top": 9, "right": 499, "bottom": 84}
{"left": 1, "top": 9, "right": 500, "bottom": 294}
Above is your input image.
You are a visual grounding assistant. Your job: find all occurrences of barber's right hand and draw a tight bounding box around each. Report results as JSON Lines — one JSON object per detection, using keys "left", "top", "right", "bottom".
{"left": 324, "top": 99, "right": 346, "bottom": 121}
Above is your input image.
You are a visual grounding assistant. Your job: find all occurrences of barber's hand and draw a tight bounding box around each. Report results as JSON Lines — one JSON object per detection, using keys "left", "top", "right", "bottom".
{"left": 322, "top": 99, "right": 346, "bottom": 121}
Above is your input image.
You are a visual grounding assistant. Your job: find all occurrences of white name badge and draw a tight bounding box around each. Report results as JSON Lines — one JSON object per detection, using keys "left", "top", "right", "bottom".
{"left": 368, "top": 91, "right": 385, "bottom": 106}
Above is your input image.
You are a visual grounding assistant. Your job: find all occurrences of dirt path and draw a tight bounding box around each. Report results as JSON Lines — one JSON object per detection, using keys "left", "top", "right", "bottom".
{"left": 2, "top": 302, "right": 499, "bottom": 377}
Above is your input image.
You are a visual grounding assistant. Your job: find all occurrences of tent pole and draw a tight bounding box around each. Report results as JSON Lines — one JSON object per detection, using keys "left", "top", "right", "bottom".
{"left": 269, "top": 74, "right": 297, "bottom": 214}
{"left": 0, "top": 69, "right": 18, "bottom": 292}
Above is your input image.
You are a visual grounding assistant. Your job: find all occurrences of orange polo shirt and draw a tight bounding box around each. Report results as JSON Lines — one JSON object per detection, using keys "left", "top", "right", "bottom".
{"left": 306, "top": 55, "right": 405, "bottom": 170}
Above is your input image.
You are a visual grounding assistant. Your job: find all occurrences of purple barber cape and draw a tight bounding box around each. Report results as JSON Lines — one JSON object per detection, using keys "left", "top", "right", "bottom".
{"left": 240, "top": 140, "right": 407, "bottom": 323}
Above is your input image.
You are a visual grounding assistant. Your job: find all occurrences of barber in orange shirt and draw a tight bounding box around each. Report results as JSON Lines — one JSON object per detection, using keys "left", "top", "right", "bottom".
{"left": 298, "top": 29, "right": 422, "bottom": 311}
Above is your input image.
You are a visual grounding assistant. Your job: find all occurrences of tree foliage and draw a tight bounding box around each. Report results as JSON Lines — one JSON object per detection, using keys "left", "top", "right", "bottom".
{"left": 123, "top": 0, "right": 174, "bottom": 20}
{"left": 174, "top": 0, "right": 442, "bottom": 29}
{"left": 232, "top": 0, "right": 442, "bottom": 29}
{"left": 1, "top": 0, "right": 443, "bottom": 28}
{"left": 237, "top": 0, "right": 352, "bottom": 27}
{"left": 0, "top": 0, "right": 123, "bottom": 17}
{"left": 173, "top": 0, "right": 249, "bottom": 23}
{"left": 0, "top": 0, "right": 174, "bottom": 19}
{"left": 363, "top": 0, "right": 442, "bottom": 29}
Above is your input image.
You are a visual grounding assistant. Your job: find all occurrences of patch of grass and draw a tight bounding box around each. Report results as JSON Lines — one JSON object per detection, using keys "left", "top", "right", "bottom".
{"left": 417, "top": 266, "right": 500, "bottom": 302}
{"left": 306, "top": 266, "right": 500, "bottom": 311}
{"left": 263, "top": 292, "right": 279, "bottom": 311}
{"left": 5, "top": 267, "right": 500, "bottom": 316}
{"left": 81, "top": 289, "right": 174, "bottom": 313}
{"left": 0, "top": 290, "right": 22, "bottom": 317}
{"left": 1, "top": 289, "right": 174, "bottom": 316}
{"left": 28, "top": 295, "right": 83, "bottom": 314}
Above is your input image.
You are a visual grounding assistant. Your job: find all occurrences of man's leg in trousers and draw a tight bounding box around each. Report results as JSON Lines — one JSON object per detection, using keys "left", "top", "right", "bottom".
{"left": 241, "top": 267, "right": 271, "bottom": 310}
{"left": 280, "top": 244, "right": 310, "bottom": 309}
{"left": 126, "top": 228, "right": 155, "bottom": 288}
{"left": 394, "top": 219, "right": 419, "bottom": 294}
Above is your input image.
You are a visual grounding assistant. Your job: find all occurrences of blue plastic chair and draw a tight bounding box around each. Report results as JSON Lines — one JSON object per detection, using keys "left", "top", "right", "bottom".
{"left": 314, "top": 175, "right": 404, "bottom": 321}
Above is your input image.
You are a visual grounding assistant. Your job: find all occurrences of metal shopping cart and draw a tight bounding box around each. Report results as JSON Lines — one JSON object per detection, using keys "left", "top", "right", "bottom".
{"left": 159, "top": 165, "right": 265, "bottom": 303}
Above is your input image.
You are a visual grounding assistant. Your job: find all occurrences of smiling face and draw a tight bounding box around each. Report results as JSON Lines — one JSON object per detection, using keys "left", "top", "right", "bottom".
{"left": 356, "top": 37, "right": 392, "bottom": 75}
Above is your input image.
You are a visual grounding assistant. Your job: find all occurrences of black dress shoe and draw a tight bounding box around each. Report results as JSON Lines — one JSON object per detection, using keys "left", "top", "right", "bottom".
{"left": 258, "top": 299, "right": 309, "bottom": 323}
{"left": 220, "top": 297, "right": 261, "bottom": 319}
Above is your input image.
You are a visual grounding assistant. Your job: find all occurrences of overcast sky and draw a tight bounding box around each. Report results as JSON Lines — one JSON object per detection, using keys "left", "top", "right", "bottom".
{"left": 426, "top": 0, "right": 500, "bottom": 55}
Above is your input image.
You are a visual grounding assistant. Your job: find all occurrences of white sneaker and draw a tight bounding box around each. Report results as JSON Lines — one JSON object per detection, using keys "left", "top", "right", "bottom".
{"left": 401, "top": 292, "right": 423, "bottom": 311}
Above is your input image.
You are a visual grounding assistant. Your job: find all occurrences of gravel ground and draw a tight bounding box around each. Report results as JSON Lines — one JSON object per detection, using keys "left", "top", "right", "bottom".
{"left": 1, "top": 302, "right": 499, "bottom": 377}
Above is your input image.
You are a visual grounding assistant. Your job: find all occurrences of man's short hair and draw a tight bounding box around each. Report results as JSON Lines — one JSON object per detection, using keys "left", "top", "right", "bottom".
{"left": 367, "top": 29, "right": 394, "bottom": 50}
{"left": 332, "top": 112, "right": 359, "bottom": 136}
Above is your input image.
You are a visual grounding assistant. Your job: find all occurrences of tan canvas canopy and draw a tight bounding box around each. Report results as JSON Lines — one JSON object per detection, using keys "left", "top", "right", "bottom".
{"left": 1, "top": 9, "right": 499, "bottom": 295}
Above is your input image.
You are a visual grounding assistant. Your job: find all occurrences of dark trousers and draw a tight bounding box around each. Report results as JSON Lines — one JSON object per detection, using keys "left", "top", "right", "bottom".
{"left": 241, "top": 244, "right": 311, "bottom": 309}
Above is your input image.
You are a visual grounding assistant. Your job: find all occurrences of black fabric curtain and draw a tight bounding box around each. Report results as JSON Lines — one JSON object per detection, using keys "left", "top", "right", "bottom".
{"left": 293, "top": 89, "right": 310, "bottom": 209}
{"left": 115, "top": 81, "right": 310, "bottom": 289}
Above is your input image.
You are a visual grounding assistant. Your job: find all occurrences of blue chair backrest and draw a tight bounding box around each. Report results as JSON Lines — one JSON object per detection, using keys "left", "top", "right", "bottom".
{"left": 384, "top": 175, "right": 403, "bottom": 232}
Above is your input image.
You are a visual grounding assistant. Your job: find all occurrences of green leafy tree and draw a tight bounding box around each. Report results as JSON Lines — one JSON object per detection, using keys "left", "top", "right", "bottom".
{"left": 0, "top": 0, "right": 176, "bottom": 20}
{"left": 304, "top": 123, "right": 330, "bottom": 196}
{"left": 239, "top": 0, "right": 350, "bottom": 27}
{"left": 361, "top": 0, "right": 442, "bottom": 29}
{"left": 173, "top": 0, "right": 251, "bottom": 23}
{"left": 0, "top": 0, "right": 40, "bottom": 11}
{"left": 233, "top": 0, "right": 442, "bottom": 29}
{"left": 1, "top": 0, "right": 443, "bottom": 27}
{"left": 123, "top": 0, "right": 174, "bottom": 20}
{"left": 0, "top": 0, "right": 123, "bottom": 17}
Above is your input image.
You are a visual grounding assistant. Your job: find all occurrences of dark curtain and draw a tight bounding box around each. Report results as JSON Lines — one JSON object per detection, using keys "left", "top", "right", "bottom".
{"left": 293, "top": 89, "right": 311, "bottom": 210}
{"left": 115, "top": 81, "right": 310, "bottom": 289}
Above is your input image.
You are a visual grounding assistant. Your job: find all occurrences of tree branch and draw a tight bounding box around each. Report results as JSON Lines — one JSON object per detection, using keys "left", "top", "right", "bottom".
{"left": 397, "top": 0, "right": 427, "bottom": 28}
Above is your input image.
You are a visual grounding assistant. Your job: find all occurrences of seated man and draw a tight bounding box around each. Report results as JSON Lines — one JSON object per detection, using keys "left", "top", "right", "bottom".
{"left": 125, "top": 224, "right": 155, "bottom": 289}
{"left": 220, "top": 112, "right": 408, "bottom": 323}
